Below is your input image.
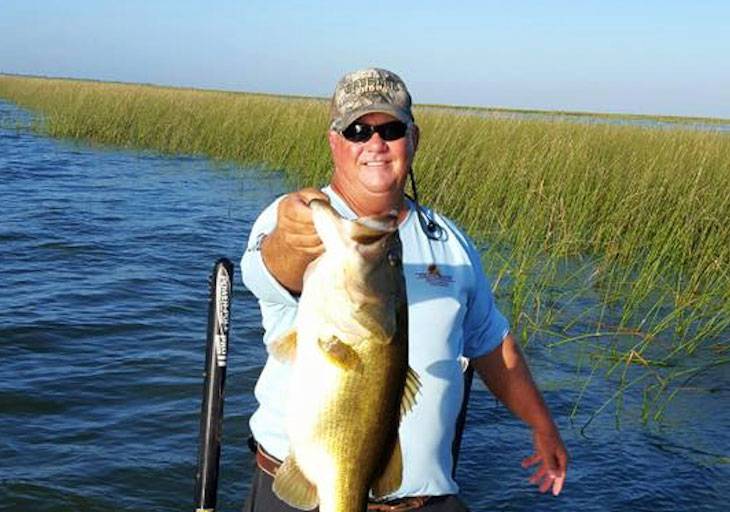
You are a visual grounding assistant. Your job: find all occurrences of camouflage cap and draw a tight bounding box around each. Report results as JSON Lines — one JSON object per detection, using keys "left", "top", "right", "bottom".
{"left": 329, "top": 68, "right": 414, "bottom": 132}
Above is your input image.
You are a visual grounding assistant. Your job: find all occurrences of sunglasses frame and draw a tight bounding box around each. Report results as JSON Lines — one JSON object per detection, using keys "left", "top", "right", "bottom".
{"left": 340, "top": 120, "right": 409, "bottom": 143}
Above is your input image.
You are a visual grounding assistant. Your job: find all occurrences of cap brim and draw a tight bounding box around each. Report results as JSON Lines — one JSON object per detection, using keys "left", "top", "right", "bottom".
{"left": 332, "top": 104, "right": 413, "bottom": 132}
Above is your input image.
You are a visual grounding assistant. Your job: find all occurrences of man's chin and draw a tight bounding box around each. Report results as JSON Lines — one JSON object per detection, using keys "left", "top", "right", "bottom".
{"left": 358, "top": 181, "right": 400, "bottom": 196}
{"left": 357, "top": 171, "right": 399, "bottom": 192}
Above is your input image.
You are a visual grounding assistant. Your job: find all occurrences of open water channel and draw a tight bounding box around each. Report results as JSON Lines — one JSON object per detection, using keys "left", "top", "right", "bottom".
{"left": 1, "top": 100, "right": 728, "bottom": 511}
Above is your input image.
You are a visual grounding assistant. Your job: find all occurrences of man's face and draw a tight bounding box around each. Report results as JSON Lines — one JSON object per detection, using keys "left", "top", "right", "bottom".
{"left": 328, "top": 112, "right": 419, "bottom": 208}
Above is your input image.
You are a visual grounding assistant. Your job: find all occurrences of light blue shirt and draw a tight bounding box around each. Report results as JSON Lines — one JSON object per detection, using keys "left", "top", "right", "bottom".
{"left": 241, "top": 186, "right": 510, "bottom": 498}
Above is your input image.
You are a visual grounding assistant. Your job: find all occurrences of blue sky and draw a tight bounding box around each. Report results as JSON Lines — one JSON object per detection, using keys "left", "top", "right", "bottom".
{"left": 1, "top": 1, "right": 729, "bottom": 118}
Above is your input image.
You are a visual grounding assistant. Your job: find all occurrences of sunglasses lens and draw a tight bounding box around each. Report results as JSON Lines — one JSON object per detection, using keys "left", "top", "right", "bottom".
{"left": 379, "top": 121, "right": 407, "bottom": 141}
{"left": 342, "top": 123, "right": 372, "bottom": 142}
{"left": 341, "top": 121, "right": 408, "bottom": 143}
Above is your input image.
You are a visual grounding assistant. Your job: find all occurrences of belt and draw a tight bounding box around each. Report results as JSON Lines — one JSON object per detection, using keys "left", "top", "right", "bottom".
{"left": 255, "top": 443, "right": 282, "bottom": 477}
{"left": 367, "top": 496, "right": 431, "bottom": 511}
{"left": 255, "top": 445, "right": 431, "bottom": 511}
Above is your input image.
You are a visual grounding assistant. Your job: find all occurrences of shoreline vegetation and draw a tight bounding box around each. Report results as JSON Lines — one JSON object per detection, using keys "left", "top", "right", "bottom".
{"left": 1, "top": 74, "right": 728, "bottom": 425}
{"left": 5, "top": 72, "right": 730, "bottom": 126}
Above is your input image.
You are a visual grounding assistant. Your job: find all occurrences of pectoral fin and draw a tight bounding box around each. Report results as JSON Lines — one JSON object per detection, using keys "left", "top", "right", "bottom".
{"left": 272, "top": 455, "right": 318, "bottom": 510}
{"left": 400, "top": 367, "right": 422, "bottom": 419}
{"left": 268, "top": 329, "right": 298, "bottom": 364}
{"left": 318, "top": 335, "right": 360, "bottom": 370}
{"left": 371, "top": 437, "right": 403, "bottom": 498}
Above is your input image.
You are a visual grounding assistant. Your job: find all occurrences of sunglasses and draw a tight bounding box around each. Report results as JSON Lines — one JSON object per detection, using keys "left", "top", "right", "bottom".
{"left": 341, "top": 120, "right": 408, "bottom": 143}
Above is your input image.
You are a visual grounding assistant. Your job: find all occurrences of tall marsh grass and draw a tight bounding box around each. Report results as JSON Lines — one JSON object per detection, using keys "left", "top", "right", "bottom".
{"left": 2, "top": 75, "right": 728, "bottom": 423}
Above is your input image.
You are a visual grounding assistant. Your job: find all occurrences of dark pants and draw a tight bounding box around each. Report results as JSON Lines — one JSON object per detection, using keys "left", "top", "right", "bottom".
{"left": 243, "top": 466, "right": 470, "bottom": 512}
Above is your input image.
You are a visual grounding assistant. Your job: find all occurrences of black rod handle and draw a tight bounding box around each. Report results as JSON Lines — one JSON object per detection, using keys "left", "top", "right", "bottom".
{"left": 194, "top": 258, "right": 234, "bottom": 512}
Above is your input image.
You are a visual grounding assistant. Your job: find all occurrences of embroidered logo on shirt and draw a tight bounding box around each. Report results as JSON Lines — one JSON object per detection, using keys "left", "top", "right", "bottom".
{"left": 415, "top": 264, "right": 454, "bottom": 287}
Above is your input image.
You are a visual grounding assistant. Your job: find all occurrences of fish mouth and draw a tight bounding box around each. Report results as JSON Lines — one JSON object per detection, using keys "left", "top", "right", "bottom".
{"left": 308, "top": 199, "right": 397, "bottom": 237}
{"left": 308, "top": 197, "right": 397, "bottom": 249}
{"left": 352, "top": 214, "right": 398, "bottom": 243}
{"left": 308, "top": 197, "right": 333, "bottom": 209}
{"left": 308, "top": 198, "right": 340, "bottom": 221}
{"left": 349, "top": 214, "right": 400, "bottom": 259}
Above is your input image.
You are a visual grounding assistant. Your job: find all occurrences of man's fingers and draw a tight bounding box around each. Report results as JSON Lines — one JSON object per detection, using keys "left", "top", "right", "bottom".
{"left": 297, "top": 187, "right": 330, "bottom": 205}
{"left": 521, "top": 453, "right": 541, "bottom": 468}
{"left": 549, "top": 452, "right": 567, "bottom": 496}
{"left": 529, "top": 464, "right": 556, "bottom": 494}
{"left": 286, "top": 235, "right": 324, "bottom": 259}
{"left": 287, "top": 188, "right": 330, "bottom": 220}
{"left": 528, "top": 465, "right": 546, "bottom": 485}
{"left": 276, "top": 188, "right": 329, "bottom": 252}
{"left": 551, "top": 473, "right": 565, "bottom": 496}
{"left": 281, "top": 197, "right": 316, "bottom": 224}
{"left": 280, "top": 189, "right": 330, "bottom": 225}
{"left": 523, "top": 452, "right": 566, "bottom": 495}
{"left": 527, "top": 427, "right": 569, "bottom": 496}
{"left": 284, "top": 232, "right": 322, "bottom": 249}
{"left": 538, "top": 471, "right": 553, "bottom": 494}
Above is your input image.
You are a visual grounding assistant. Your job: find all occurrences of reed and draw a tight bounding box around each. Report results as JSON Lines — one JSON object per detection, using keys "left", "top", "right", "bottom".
{"left": 2, "top": 74, "right": 728, "bottom": 422}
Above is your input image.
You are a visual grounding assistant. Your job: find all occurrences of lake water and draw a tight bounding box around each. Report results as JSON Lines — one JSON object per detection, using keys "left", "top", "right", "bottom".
{"left": 1, "top": 100, "right": 728, "bottom": 511}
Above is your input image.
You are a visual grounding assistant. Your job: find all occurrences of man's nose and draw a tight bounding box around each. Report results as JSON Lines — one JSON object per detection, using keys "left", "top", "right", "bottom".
{"left": 365, "top": 132, "right": 388, "bottom": 150}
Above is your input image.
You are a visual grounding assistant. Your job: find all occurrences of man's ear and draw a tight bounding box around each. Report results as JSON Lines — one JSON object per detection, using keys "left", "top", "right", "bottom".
{"left": 328, "top": 130, "right": 339, "bottom": 153}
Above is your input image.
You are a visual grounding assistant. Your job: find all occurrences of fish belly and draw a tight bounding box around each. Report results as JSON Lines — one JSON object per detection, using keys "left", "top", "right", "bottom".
{"left": 288, "top": 339, "right": 404, "bottom": 512}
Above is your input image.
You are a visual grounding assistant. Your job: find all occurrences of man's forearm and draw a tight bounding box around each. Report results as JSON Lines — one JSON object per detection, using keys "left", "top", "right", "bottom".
{"left": 473, "top": 334, "right": 557, "bottom": 433}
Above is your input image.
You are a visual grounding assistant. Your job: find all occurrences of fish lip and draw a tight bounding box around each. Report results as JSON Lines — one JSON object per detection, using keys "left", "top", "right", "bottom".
{"left": 308, "top": 197, "right": 336, "bottom": 212}
{"left": 354, "top": 215, "right": 398, "bottom": 234}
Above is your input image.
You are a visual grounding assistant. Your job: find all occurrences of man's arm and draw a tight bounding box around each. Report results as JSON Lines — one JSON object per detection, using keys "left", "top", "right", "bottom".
{"left": 260, "top": 188, "right": 328, "bottom": 293}
{"left": 472, "top": 333, "right": 568, "bottom": 496}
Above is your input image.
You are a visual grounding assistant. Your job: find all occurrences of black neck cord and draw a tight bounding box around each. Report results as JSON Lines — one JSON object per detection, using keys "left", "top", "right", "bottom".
{"left": 407, "top": 167, "right": 443, "bottom": 241}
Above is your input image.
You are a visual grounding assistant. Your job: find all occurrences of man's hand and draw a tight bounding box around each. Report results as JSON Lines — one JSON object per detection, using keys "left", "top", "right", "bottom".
{"left": 261, "top": 188, "right": 329, "bottom": 293}
{"left": 271, "top": 188, "right": 327, "bottom": 258}
{"left": 522, "top": 426, "right": 568, "bottom": 496}
{"left": 473, "top": 335, "right": 569, "bottom": 496}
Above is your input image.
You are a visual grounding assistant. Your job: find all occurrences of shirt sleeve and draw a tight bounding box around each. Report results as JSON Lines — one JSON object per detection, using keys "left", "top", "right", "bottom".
{"left": 460, "top": 233, "right": 510, "bottom": 358}
{"left": 240, "top": 196, "right": 298, "bottom": 308}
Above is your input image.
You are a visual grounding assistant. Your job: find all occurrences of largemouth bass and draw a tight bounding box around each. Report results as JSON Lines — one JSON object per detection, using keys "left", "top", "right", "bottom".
{"left": 268, "top": 199, "right": 420, "bottom": 512}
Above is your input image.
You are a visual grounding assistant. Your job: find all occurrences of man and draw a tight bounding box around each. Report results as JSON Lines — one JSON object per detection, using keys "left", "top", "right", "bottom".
{"left": 241, "top": 68, "right": 568, "bottom": 511}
